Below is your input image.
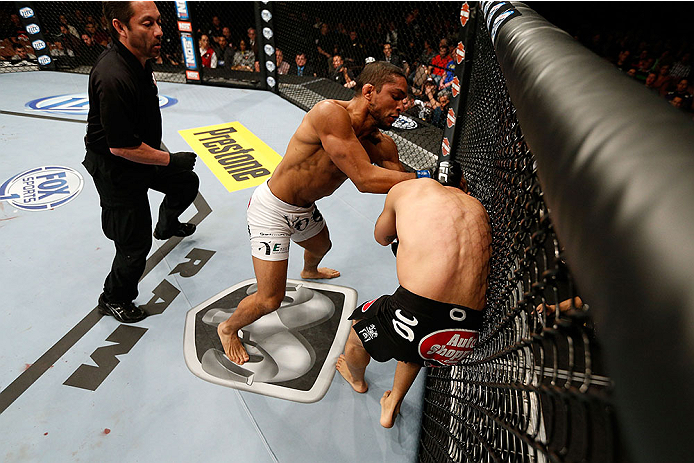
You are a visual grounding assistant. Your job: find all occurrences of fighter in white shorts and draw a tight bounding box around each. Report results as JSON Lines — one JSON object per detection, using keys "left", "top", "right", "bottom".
{"left": 248, "top": 180, "right": 326, "bottom": 261}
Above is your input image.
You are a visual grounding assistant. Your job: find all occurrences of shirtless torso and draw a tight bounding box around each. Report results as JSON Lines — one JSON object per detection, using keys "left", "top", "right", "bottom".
{"left": 218, "top": 68, "right": 421, "bottom": 366}
{"left": 376, "top": 178, "right": 491, "bottom": 310}
{"left": 269, "top": 99, "right": 410, "bottom": 207}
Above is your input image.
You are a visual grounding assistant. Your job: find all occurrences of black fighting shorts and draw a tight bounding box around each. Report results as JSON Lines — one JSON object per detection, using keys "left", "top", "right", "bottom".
{"left": 349, "top": 286, "right": 483, "bottom": 367}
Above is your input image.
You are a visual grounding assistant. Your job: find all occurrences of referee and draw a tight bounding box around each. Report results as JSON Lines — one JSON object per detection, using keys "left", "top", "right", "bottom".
{"left": 83, "top": 2, "right": 199, "bottom": 323}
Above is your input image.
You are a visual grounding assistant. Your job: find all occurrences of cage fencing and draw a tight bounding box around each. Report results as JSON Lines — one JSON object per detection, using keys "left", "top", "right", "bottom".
{"left": 418, "top": 6, "right": 623, "bottom": 463}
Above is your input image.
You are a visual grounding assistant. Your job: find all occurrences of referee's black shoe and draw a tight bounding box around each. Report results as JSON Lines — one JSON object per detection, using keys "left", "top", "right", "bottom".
{"left": 153, "top": 222, "right": 196, "bottom": 240}
{"left": 98, "top": 293, "right": 147, "bottom": 323}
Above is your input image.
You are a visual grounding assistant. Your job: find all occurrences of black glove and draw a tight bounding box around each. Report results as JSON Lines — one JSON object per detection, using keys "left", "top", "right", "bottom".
{"left": 169, "top": 151, "right": 196, "bottom": 170}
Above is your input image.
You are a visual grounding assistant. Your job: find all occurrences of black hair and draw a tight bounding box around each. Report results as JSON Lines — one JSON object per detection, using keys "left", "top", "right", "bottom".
{"left": 102, "top": 1, "right": 135, "bottom": 41}
{"left": 354, "top": 61, "right": 406, "bottom": 94}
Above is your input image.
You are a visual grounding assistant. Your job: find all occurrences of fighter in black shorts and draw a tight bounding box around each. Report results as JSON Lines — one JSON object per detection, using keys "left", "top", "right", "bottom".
{"left": 349, "top": 286, "right": 482, "bottom": 367}
{"left": 336, "top": 178, "right": 491, "bottom": 428}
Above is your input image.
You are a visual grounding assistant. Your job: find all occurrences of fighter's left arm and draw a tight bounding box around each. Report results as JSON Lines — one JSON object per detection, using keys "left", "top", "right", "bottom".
{"left": 365, "top": 132, "right": 406, "bottom": 172}
{"left": 374, "top": 182, "right": 406, "bottom": 245}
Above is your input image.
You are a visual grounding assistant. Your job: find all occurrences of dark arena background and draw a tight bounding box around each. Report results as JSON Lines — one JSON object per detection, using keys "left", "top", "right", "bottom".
{"left": 1, "top": 2, "right": 693, "bottom": 462}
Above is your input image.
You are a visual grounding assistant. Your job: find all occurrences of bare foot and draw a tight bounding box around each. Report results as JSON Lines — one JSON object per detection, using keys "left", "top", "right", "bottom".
{"left": 301, "top": 267, "right": 341, "bottom": 279}
{"left": 336, "top": 354, "right": 368, "bottom": 393}
{"left": 217, "top": 323, "right": 250, "bottom": 365}
{"left": 380, "top": 390, "right": 402, "bottom": 428}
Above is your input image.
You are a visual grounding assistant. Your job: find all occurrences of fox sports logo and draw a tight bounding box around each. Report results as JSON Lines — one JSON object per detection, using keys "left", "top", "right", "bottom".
{"left": 25, "top": 93, "right": 178, "bottom": 115}
{"left": 0, "top": 166, "right": 84, "bottom": 211}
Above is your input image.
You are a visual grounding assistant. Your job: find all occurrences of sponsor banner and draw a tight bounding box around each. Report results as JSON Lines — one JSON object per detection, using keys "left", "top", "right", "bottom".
{"left": 179, "top": 122, "right": 283, "bottom": 193}
{"left": 186, "top": 70, "right": 200, "bottom": 81}
{"left": 183, "top": 279, "right": 357, "bottom": 403}
{"left": 0, "top": 166, "right": 83, "bottom": 211}
{"left": 451, "top": 77, "right": 461, "bottom": 98}
{"left": 460, "top": 2, "right": 471, "bottom": 27}
{"left": 177, "top": 21, "right": 192, "bottom": 33}
{"left": 418, "top": 328, "right": 478, "bottom": 366}
{"left": 447, "top": 108, "right": 456, "bottom": 128}
{"left": 175, "top": 1, "right": 190, "bottom": 20}
{"left": 25, "top": 93, "right": 177, "bottom": 115}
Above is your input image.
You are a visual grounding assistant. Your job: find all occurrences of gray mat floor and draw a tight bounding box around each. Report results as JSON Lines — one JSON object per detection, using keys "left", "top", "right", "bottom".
{"left": 0, "top": 71, "right": 423, "bottom": 462}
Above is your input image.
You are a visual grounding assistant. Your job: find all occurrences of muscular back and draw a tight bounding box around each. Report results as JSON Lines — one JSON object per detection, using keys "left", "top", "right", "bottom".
{"left": 390, "top": 179, "right": 491, "bottom": 310}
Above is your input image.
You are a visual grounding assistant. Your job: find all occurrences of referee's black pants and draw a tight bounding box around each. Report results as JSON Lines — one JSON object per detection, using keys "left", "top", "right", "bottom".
{"left": 91, "top": 163, "right": 199, "bottom": 303}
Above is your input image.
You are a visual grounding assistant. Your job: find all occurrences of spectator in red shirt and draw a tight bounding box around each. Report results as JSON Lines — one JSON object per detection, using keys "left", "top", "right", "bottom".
{"left": 428, "top": 39, "right": 452, "bottom": 86}
{"left": 199, "top": 34, "right": 217, "bottom": 69}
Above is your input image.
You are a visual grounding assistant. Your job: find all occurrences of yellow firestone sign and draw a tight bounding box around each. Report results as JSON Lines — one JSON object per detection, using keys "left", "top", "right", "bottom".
{"left": 178, "top": 122, "right": 283, "bottom": 192}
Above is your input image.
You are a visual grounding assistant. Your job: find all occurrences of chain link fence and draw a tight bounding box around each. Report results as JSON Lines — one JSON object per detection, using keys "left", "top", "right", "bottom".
{"left": 0, "top": 2, "right": 186, "bottom": 82}
{"left": 272, "top": 2, "right": 461, "bottom": 171}
{"left": 418, "top": 7, "right": 622, "bottom": 463}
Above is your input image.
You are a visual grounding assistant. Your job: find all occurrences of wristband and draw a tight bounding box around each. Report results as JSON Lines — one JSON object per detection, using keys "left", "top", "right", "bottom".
{"left": 416, "top": 169, "right": 431, "bottom": 178}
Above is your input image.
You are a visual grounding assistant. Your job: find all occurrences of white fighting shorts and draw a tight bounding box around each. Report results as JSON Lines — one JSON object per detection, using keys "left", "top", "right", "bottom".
{"left": 247, "top": 180, "right": 326, "bottom": 261}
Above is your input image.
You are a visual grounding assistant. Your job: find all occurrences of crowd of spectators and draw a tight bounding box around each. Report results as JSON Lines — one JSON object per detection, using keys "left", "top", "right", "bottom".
{"left": 588, "top": 32, "right": 694, "bottom": 116}
{"left": 4, "top": 3, "right": 689, "bottom": 126}
{"left": 0, "top": 6, "right": 184, "bottom": 69}
{"left": 534, "top": 3, "right": 694, "bottom": 120}
{"left": 269, "top": 6, "right": 461, "bottom": 128}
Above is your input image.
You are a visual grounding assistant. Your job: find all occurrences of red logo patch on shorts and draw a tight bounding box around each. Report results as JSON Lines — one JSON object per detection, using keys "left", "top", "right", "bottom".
{"left": 361, "top": 298, "right": 377, "bottom": 313}
{"left": 418, "top": 329, "right": 478, "bottom": 366}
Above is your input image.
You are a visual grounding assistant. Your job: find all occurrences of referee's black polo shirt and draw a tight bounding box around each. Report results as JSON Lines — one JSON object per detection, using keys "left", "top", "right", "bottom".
{"left": 84, "top": 39, "right": 162, "bottom": 170}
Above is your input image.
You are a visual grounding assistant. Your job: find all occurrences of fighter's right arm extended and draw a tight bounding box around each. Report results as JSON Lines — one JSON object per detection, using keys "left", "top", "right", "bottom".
{"left": 310, "top": 102, "right": 415, "bottom": 193}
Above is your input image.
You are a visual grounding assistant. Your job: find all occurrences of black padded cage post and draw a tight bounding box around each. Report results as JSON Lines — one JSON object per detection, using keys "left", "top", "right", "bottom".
{"left": 13, "top": 1, "right": 54, "bottom": 70}
{"left": 254, "top": 1, "right": 275, "bottom": 93}
{"left": 437, "top": 2, "right": 475, "bottom": 186}
{"left": 256, "top": 1, "right": 279, "bottom": 93}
